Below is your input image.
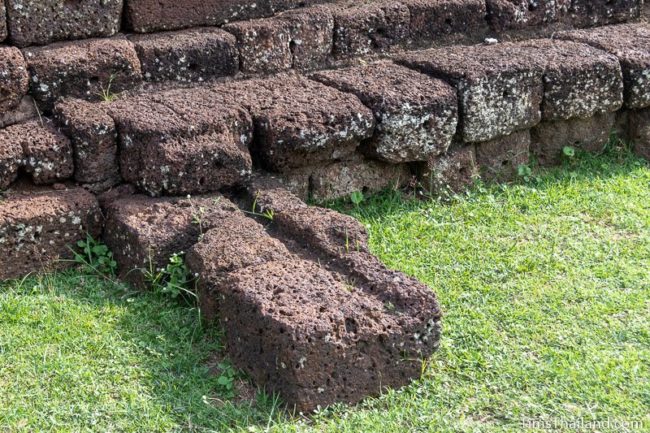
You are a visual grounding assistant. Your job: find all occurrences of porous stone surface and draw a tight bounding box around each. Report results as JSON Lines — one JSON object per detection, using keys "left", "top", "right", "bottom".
{"left": 330, "top": 1, "right": 410, "bottom": 57}
{"left": 0, "top": 47, "right": 30, "bottom": 115}
{"left": 124, "top": 0, "right": 273, "bottom": 33}
{"left": 224, "top": 17, "right": 293, "bottom": 73}
{"left": 570, "top": 0, "right": 641, "bottom": 28}
{"left": 108, "top": 88, "right": 253, "bottom": 196}
{"left": 0, "top": 3, "right": 6, "bottom": 42}
{"left": 416, "top": 145, "right": 479, "bottom": 194}
{"left": 559, "top": 23, "right": 650, "bottom": 109}
{"left": 0, "top": 187, "right": 102, "bottom": 280}
{"left": 312, "top": 61, "right": 458, "bottom": 162}
{"left": 24, "top": 37, "right": 142, "bottom": 110}
{"left": 104, "top": 194, "right": 239, "bottom": 287}
{"left": 2, "top": 120, "right": 74, "bottom": 185}
{"left": 0, "top": 134, "right": 23, "bottom": 190}
{"left": 130, "top": 28, "right": 238, "bottom": 82}
{"left": 397, "top": 42, "right": 544, "bottom": 143}
{"left": 402, "top": 0, "right": 487, "bottom": 44}
{"left": 530, "top": 112, "right": 615, "bottom": 165}
{"left": 629, "top": 108, "right": 650, "bottom": 160}
{"left": 213, "top": 74, "right": 375, "bottom": 172}
{"left": 279, "top": 7, "right": 335, "bottom": 71}
{"left": 486, "top": 0, "right": 570, "bottom": 31}
{"left": 5, "top": 0, "right": 123, "bottom": 47}
{"left": 0, "top": 96, "right": 37, "bottom": 129}
{"left": 475, "top": 129, "right": 530, "bottom": 181}
{"left": 53, "top": 99, "right": 119, "bottom": 185}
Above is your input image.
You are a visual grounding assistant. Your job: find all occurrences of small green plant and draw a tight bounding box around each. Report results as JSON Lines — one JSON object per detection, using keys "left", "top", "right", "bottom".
{"left": 215, "top": 362, "right": 237, "bottom": 399}
{"left": 563, "top": 145, "right": 576, "bottom": 159}
{"left": 350, "top": 191, "right": 364, "bottom": 207}
{"left": 145, "top": 253, "right": 194, "bottom": 300}
{"left": 73, "top": 234, "right": 117, "bottom": 276}
{"left": 245, "top": 193, "right": 275, "bottom": 220}
{"left": 99, "top": 74, "right": 119, "bottom": 102}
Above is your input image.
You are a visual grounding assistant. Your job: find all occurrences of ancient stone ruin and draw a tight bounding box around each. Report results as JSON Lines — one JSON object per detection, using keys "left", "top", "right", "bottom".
{"left": 1, "top": 0, "right": 649, "bottom": 412}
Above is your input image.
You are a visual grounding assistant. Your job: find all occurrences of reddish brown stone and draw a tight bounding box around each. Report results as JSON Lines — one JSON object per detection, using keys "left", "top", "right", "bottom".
{"left": 24, "top": 37, "right": 142, "bottom": 110}
{"left": 280, "top": 6, "right": 334, "bottom": 71}
{"left": 5, "top": 0, "right": 122, "bottom": 47}
{"left": 224, "top": 18, "right": 293, "bottom": 74}
{"left": 0, "top": 47, "right": 29, "bottom": 115}
{"left": 53, "top": 99, "right": 119, "bottom": 185}
{"left": 486, "top": 0, "right": 570, "bottom": 31}
{"left": 130, "top": 28, "right": 238, "bottom": 82}
{"left": 475, "top": 129, "right": 530, "bottom": 181}
{"left": 0, "top": 133, "right": 22, "bottom": 190}
{"left": 3, "top": 120, "right": 74, "bottom": 185}
{"left": 417, "top": 145, "right": 479, "bottom": 194}
{"left": 403, "top": 0, "right": 487, "bottom": 44}
{"left": 559, "top": 23, "right": 650, "bottom": 109}
{"left": 570, "top": 0, "right": 641, "bottom": 28}
{"left": 622, "top": 108, "right": 650, "bottom": 160}
{"left": 530, "top": 112, "right": 615, "bottom": 166}
{"left": 0, "top": 187, "right": 102, "bottom": 280}
{"left": 312, "top": 61, "right": 458, "bottom": 162}
{"left": 0, "top": 96, "right": 38, "bottom": 129}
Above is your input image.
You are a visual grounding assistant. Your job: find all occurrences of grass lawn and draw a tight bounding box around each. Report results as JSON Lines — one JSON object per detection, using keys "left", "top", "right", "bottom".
{"left": 1, "top": 146, "right": 649, "bottom": 432}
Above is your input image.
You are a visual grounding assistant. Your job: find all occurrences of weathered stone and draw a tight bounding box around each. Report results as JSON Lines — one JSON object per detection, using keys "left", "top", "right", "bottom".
{"left": 330, "top": 2, "right": 410, "bottom": 57}
{"left": 486, "top": 0, "right": 570, "bottom": 31}
{"left": 279, "top": 7, "right": 334, "bottom": 71}
{"left": 0, "top": 134, "right": 23, "bottom": 190}
{"left": 416, "top": 145, "right": 479, "bottom": 194}
{"left": 24, "top": 37, "right": 142, "bottom": 110}
{"left": 0, "top": 2, "right": 7, "bottom": 42}
{"left": 0, "top": 96, "right": 38, "bottom": 129}
{"left": 570, "top": 0, "right": 641, "bottom": 28}
{"left": 224, "top": 18, "right": 293, "bottom": 74}
{"left": 124, "top": 0, "right": 273, "bottom": 33}
{"left": 3, "top": 120, "right": 74, "bottom": 184}
{"left": 398, "top": 42, "right": 543, "bottom": 142}
{"left": 130, "top": 28, "right": 238, "bottom": 82}
{"left": 475, "top": 129, "right": 530, "bottom": 181}
{"left": 0, "top": 47, "right": 29, "bottom": 115}
{"left": 530, "top": 112, "right": 615, "bottom": 165}
{"left": 5, "top": 0, "right": 123, "bottom": 47}
{"left": 268, "top": 0, "right": 330, "bottom": 13}
{"left": 403, "top": 0, "right": 487, "bottom": 44}
{"left": 312, "top": 61, "right": 458, "bottom": 162}
{"left": 104, "top": 194, "right": 239, "bottom": 287}
{"left": 213, "top": 74, "right": 375, "bottom": 172}
{"left": 0, "top": 187, "right": 102, "bottom": 280}
{"left": 626, "top": 108, "right": 650, "bottom": 160}
{"left": 559, "top": 23, "right": 650, "bottom": 109}
{"left": 53, "top": 99, "right": 119, "bottom": 185}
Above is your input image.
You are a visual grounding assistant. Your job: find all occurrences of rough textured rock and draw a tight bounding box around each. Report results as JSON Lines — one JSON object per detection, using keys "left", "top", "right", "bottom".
{"left": 0, "top": 134, "right": 23, "bottom": 190}
{"left": 124, "top": 0, "right": 273, "bottom": 33}
{"left": 0, "top": 47, "right": 30, "bottom": 115}
{"left": 486, "top": 0, "right": 570, "bottom": 31}
{"left": 53, "top": 99, "right": 119, "bottom": 185}
{"left": 130, "top": 28, "right": 238, "bottom": 82}
{"left": 0, "top": 187, "right": 102, "bottom": 280}
{"left": 2, "top": 120, "right": 74, "bottom": 185}
{"left": 212, "top": 74, "right": 375, "bottom": 172}
{"left": 330, "top": 1, "right": 410, "bottom": 57}
{"left": 104, "top": 194, "right": 239, "bottom": 287}
{"left": 24, "top": 37, "right": 142, "bottom": 110}
{"left": 279, "top": 7, "right": 335, "bottom": 70}
{"left": 403, "top": 0, "right": 487, "bottom": 44}
{"left": 417, "top": 145, "right": 479, "bottom": 194}
{"left": 397, "top": 42, "right": 544, "bottom": 143}
{"left": 559, "top": 23, "right": 650, "bottom": 109}
{"left": 530, "top": 112, "right": 615, "bottom": 165}
{"left": 0, "top": 96, "right": 37, "bottom": 129}
{"left": 570, "top": 0, "right": 641, "bottom": 28}
{"left": 312, "top": 61, "right": 458, "bottom": 163}
{"left": 475, "top": 129, "right": 530, "bottom": 181}
{"left": 623, "top": 108, "right": 650, "bottom": 160}
{"left": 0, "top": 3, "right": 6, "bottom": 42}
{"left": 5, "top": 0, "right": 123, "bottom": 47}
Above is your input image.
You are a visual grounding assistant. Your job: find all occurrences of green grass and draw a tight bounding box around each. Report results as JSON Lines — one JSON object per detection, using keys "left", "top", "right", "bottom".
{"left": 1, "top": 147, "right": 649, "bottom": 432}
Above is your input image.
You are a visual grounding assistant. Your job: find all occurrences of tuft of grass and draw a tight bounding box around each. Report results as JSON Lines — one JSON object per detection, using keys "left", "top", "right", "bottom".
{"left": 1, "top": 147, "right": 648, "bottom": 432}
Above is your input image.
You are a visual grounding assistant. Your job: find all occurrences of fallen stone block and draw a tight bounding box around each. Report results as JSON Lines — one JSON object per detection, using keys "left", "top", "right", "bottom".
{"left": 0, "top": 47, "right": 29, "bottom": 115}
{"left": 626, "top": 108, "right": 650, "bottom": 160}
{"left": 570, "top": 0, "right": 641, "bottom": 28}
{"left": 131, "top": 28, "right": 238, "bottom": 83}
{"left": 559, "top": 23, "right": 650, "bottom": 109}
{"left": 24, "top": 37, "right": 142, "bottom": 110}
{"left": 213, "top": 74, "right": 375, "bottom": 172}
{"left": 0, "top": 96, "right": 38, "bottom": 129}
{"left": 2, "top": 120, "right": 74, "bottom": 185}
{"left": 330, "top": 1, "right": 410, "bottom": 58}
{"left": 124, "top": 0, "right": 273, "bottom": 33}
{"left": 5, "top": 0, "right": 123, "bottom": 47}
{"left": 530, "top": 112, "right": 615, "bottom": 165}
{"left": 0, "top": 187, "right": 102, "bottom": 280}
{"left": 402, "top": 0, "right": 487, "bottom": 44}
{"left": 397, "top": 43, "right": 543, "bottom": 143}
{"left": 0, "top": 133, "right": 23, "bottom": 190}
{"left": 416, "top": 145, "right": 479, "bottom": 194}
{"left": 53, "top": 99, "right": 119, "bottom": 185}
{"left": 104, "top": 194, "right": 239, "bottom": 287}
{"left": 486, "top": 0, "right": 570, "bottom": 31}
{"left": 475, "top": 129, "right": 530, "bottom": 181}
{"left": 312, "top": 61, "right": 458, "bottom": 163}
